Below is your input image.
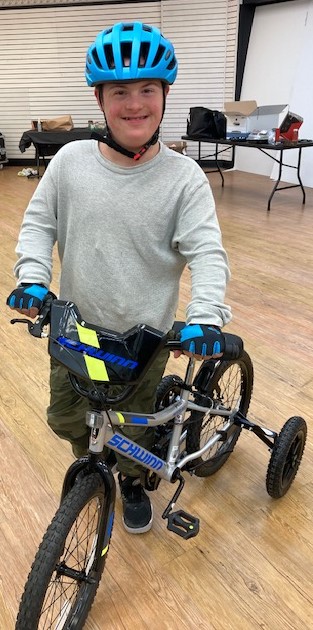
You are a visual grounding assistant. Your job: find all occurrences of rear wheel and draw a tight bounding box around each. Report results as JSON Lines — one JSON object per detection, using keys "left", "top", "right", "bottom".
{"left": 16, "top": 473, "right": 113, "bottom": 630}
{"left": 186, "top": 351, "right": 253, "bottom": 476}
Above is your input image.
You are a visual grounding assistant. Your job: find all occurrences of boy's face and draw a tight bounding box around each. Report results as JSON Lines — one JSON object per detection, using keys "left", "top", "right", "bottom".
{"left": 95, "top": 80, "right": 169, "bottom": 151}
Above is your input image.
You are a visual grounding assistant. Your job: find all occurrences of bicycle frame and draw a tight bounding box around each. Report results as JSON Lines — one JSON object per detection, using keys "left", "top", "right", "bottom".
{"left": 82, "top": 356, "right": 240, "bottom": 484}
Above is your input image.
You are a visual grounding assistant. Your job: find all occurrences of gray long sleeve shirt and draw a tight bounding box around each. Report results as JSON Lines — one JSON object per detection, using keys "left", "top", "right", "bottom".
{"left": 14, "top": 140, "right": 232, "bottom": 333}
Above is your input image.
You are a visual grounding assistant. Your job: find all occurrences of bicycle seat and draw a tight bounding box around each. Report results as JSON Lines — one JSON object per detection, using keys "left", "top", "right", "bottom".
{"left": 49, "top": 300, "right": 167, "bottom": 385}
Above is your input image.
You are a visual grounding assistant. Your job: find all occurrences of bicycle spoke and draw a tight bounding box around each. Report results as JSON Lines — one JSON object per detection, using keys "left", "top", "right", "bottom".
{"left": 16, "top": 472, "right": 111, "bottom": 630}
{"left": 186, "top": 353, "right": 253, "bottom": 476}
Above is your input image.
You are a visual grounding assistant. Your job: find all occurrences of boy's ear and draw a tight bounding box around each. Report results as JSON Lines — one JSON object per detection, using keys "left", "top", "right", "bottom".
{"left": 94, "top": 86, "right": 104, "bottom": 110}
{"left": 164, "top": 85, "right": 170, "bottom": 97}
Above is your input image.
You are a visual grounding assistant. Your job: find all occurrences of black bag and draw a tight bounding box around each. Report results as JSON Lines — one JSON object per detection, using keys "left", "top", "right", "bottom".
{"left": 0, "top": 133, "right": 7, "bottom": 165}
{"left": 186, "top": 107, "right": 226, "bottom": 140}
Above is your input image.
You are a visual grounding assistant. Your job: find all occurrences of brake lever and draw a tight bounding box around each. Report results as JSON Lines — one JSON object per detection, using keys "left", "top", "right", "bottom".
{"left": 10, "top": 293, "right": 56, "bottom": 338}
{"left": 10, "top": 314, "right": 49, "bottom": 338}
{"left": 11, "top": 317, "right": 34, "bottom": 330}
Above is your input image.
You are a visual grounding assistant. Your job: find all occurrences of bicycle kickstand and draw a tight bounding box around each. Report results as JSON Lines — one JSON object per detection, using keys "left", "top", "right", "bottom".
{"left": 162, "top": 473, "right": 200, "bottom": 539}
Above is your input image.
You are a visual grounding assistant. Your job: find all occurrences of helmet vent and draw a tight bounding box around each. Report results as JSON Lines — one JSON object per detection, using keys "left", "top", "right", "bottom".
{"left": 139, "top": 42, "right": 150, "bottom": 67}
{"left": 91, "top": 48, "right": 102, "bottom": 69}
{"left": 104, "top": 44, "right": 114, "bottom": 69}
{"left": 167, "top": 56, "right": 177, "bottom": 70}
{"left": 151, "top": 45, "right": 165, "bottom": 67}
{"left": 121, "top": 42, "right": 132, "bottom": 66}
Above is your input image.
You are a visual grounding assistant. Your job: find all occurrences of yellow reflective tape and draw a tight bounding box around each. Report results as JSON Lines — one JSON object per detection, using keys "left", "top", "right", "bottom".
{"left": 76, "top": 322, "right": 109, "bottom": 381}
{"left": 76, "top": 322, "right": 99, "bottom": 347}
{"left": 84, "top": 355, "right": 109, "bottom": 381}
{"left": 101, "top": 545, "right": 109, "bottom": 557}
{"left": 116, "top": 412, "right": 125, "bottom": 424}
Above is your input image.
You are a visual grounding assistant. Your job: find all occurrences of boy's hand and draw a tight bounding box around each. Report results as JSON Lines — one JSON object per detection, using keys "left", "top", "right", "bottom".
{"left": 178, "top": 324, "right": 224, "bottom": 361}
{"left": 6, "top": 284, "right": 48, "bottom": 319}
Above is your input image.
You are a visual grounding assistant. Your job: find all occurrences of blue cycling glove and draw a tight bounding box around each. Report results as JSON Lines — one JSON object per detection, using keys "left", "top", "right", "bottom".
{"left": 180, "top": 324, "right": 225, "bottom": 357}
{"left": 6, "top": 284, "right": 48, "bottom": 311}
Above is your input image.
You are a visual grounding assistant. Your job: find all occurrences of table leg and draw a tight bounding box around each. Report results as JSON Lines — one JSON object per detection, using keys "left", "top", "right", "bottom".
{"left": 267, "top": 147, "right": 306, "bottom": 211}
{"left": 267, "top": 149, "right": 283, "bottom": 212}
{"left": 296, "top": 147, "right": 306, "bottom": 205}
{"left": 36, "top": 148, "right": 40, "bottom": 178}
{"left": 215, "top": 143, "right": 224, "bottom": 187}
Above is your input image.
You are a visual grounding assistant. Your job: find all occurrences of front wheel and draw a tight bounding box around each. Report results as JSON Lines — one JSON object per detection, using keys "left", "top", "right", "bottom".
{"left": 266, "top": 416, "right": 307, "bottom": 498}
{"left": 15, "top": 473, "right": 114, "bottom": 630}
{"left": 186, "top": 351, "right": 254, "bottom": 476}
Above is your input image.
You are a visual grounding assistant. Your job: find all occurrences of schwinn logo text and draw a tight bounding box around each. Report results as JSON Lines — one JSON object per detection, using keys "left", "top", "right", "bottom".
{"left": 57, "top": 336, "right": 138, "bottom": 369}
{"left": 108, "top": 434, "right": 163, "bottom": 470}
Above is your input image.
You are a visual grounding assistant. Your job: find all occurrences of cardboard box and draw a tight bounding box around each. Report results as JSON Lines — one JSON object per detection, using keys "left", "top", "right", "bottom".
{"left": 224, "top": 101, "right": 287, "bottom": 137}
{"left": 224, "top": 101, "right": 257, "bottom": 134}
{"left": 164, "top": 140, "right": 187, "bottom": 154}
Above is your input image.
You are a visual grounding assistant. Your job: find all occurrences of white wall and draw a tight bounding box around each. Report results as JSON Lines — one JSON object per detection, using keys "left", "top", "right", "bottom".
{"left": 236, "top": 0, "right": 313, "bottom": 187}
{"left": 0, "top": 0, "right": 238, "bottom": 162}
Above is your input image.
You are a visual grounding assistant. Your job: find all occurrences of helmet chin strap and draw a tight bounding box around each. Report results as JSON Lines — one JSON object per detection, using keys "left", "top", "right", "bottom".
{"left": 91, "top": 126, "right": 159, "bottom": 161}
{"left": 94, "top": 86, "right": 166, "bottom": 161}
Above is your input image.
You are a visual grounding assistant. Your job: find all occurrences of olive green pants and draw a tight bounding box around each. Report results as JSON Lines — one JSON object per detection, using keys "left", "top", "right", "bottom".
{"left": 47, "top": 350, "right": 169, "bottom": 476}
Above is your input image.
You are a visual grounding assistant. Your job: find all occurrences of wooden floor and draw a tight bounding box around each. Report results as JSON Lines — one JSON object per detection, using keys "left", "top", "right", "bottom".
{"left": 1, "top": 165, "right": 313, "bottom": 629}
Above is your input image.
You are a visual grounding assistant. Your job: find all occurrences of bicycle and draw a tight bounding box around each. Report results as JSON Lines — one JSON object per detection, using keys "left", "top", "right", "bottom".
{"left": 11, "top": 294, "right": 307, "bottom": 629}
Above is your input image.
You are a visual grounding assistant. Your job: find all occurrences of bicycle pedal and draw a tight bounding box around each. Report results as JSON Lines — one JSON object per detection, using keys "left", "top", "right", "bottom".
{"left": 166, "top": 510, "right": 200, "bottom": 539}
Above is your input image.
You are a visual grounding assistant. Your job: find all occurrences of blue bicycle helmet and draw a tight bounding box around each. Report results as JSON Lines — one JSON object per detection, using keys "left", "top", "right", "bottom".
{"left": 85, "top": 22, "right": 178, "bottom": 86}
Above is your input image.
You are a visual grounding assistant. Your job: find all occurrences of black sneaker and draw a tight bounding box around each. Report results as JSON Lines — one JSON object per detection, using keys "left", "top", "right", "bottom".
{"left": 118, "top": 473, "right": 153, "bottom": 534}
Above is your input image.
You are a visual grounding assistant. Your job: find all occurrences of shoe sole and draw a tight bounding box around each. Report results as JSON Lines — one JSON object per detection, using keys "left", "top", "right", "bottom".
{"left": 122, "top": 506, "right": 153, "bottom": 534}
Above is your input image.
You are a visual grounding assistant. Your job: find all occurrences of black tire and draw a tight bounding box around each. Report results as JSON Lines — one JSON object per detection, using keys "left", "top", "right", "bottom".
{"left": 153, "top": 375, "right": 185, "bottom": 462}
{"left": 155, "top": 374, "right": 184, "bottom": 410}
{"left": 16, "top": 473, "right": 112, "bottom": 630}
{"left": 186, "top": 351, "right": 253, "bottom": 476}
{"left": 266, "top": 416, "right": 307, "bottom": 498}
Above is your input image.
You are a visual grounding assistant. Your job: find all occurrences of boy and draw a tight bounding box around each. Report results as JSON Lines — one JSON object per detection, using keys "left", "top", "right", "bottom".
{"left": 7, "top": 21, "right": 231, "bottom": 534}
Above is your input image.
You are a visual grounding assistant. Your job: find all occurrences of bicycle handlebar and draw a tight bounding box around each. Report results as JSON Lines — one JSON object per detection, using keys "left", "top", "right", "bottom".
{"left": 10, "top": 294, "right": 243, "bottom": 361}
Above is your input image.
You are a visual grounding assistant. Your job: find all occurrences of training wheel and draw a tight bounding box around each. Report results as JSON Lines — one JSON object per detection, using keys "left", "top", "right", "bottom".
{"left": 266, "top": 416, "right": 307, "bottom": 498}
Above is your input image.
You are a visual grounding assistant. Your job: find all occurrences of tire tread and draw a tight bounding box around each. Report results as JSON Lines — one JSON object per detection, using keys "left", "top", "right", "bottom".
{"left": 266, "top": 416, "right": 307, "bottom": 498}
{"left": 16, "top": 473, "right": 105, "bottom": 630}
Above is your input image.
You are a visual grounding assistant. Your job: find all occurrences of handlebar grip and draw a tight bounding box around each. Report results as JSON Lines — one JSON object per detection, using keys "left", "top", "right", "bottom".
{"left": 171, "top": 323, "right": 244, "bottom": 360}
{"left": 223, "top": 333, "right": 243, "bottom": 360}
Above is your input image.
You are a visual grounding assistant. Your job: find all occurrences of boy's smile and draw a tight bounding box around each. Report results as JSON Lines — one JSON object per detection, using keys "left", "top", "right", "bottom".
{"left": 123, "top": 115, "right": 149, "bottom": 122}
